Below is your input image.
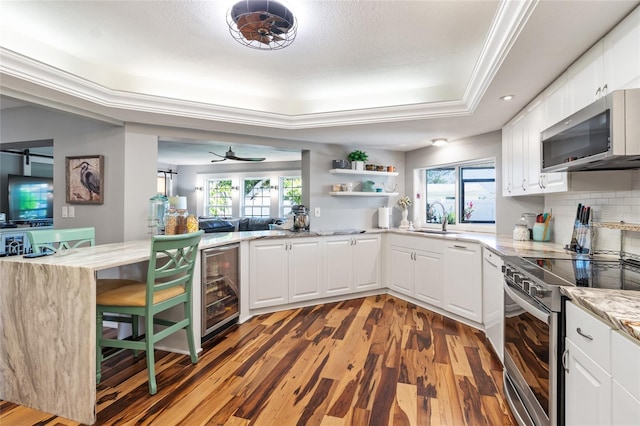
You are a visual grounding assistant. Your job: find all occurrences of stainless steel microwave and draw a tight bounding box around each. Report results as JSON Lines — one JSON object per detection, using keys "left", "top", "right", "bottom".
{"left": 541, "top": 88, "right": 640, "bottom": 172}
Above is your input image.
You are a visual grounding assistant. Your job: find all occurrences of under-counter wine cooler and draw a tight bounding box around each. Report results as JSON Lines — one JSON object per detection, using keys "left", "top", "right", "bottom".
{"left": 201, "top": 244, "right": 239, "bottom": 339}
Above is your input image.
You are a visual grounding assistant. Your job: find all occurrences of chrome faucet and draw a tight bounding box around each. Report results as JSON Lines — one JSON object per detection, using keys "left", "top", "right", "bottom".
{"left": 430, "top": 202, "right": 447, "bottom": 232}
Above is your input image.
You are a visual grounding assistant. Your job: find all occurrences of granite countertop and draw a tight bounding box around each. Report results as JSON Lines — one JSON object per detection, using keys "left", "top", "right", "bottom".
{"left": 561, "top": 287, "right": 640, "bottom": 343}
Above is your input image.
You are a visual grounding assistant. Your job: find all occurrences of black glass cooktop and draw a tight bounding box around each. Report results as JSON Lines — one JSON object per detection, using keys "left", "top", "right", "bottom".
{"left": 522, "top": 257, "right": 640, "bottom": 291}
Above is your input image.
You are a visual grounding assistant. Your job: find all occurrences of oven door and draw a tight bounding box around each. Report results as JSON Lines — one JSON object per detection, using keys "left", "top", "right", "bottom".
{"left": 504, "top": 280, "right": 557, "bottom": 426}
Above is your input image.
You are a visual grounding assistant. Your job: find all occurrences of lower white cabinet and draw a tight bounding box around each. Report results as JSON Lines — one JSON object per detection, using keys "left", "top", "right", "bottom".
{"left": 324, "top": 234, "right": 380, "bottom": 296}
{"left": 387, "top": 235, "right": 443, "bottom": 307}
{"left": 443, "top": 242, "right": 482, "bottom": 322}
{"left": 249, "top": 238, "right": 322, "bottom": 308}
{"left": 482, "top": 248, "right": 503, "bottom": 361}
{"left": 563, "top": 301, "right": 640, "bottom": 426}
{"left": 564, "top": 338, "right": 612, "bottom": 426}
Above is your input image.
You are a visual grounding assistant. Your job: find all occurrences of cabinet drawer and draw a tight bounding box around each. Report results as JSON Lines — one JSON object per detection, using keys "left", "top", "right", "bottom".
{"left": 565, "top": 301, "right": 611, "bottom": 373}
{"left": 612, "top": 330, "right": 640, "bottom": 401}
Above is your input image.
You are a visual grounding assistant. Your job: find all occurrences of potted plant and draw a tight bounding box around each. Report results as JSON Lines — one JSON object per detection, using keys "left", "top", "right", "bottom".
{"left": 347, "top": 150, "right": 368, "bottom": 171}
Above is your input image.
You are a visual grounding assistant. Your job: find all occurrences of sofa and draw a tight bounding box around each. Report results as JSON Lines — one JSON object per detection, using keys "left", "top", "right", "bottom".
{"left": 198, "top": 217, "right": 284, "bottom": 233}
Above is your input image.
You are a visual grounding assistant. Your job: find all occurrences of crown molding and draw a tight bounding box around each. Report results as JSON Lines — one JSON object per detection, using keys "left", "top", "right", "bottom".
{"left": 0, "top": 0, "right": 530, "bottom": 131}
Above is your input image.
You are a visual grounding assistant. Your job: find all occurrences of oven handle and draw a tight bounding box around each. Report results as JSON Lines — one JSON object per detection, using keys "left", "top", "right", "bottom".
{"left": 504, "top": 281, "right": 550, "bottom": 324}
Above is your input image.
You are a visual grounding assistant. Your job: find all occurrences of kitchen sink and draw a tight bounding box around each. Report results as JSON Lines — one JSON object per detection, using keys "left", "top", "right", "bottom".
{"left": 414, "top": 229, "right": 458, "bottom": 235}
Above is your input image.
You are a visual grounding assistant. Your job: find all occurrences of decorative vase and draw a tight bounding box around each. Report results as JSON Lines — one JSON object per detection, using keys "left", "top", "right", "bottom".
{"left": 352, "top": 161, "right": 364, "bottom": 171}
{"left": 400, "top": 208, "right": 409, "bottom": 229}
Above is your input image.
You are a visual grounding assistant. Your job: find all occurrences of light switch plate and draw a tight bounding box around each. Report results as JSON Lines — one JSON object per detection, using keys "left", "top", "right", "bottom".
{"left": 62, "top": 205, "right": 68, "bottom": 218}
{"left": 68, "top": 206, "right": 75, "bottom": 218}
{"left": 314, "top": 207, "right": 321, "bottom": 217}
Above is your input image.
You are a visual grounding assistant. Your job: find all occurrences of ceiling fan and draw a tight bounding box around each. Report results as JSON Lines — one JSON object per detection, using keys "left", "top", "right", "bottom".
{"left": 210, "top": 146, "right": 266, "bottom": 162}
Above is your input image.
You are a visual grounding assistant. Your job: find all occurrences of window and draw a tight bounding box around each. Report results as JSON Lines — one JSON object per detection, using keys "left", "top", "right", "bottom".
{"left": 205, "top": 179, "right": 233, "bottom": 217}
{"left": 243, "top": 178, "right": 271, "bottom": 217}
{"left": 280, "top": 176, "right": 302, "bottom": 216}
{"left": 422, "top": 161, "right": 495, "bottom": 227}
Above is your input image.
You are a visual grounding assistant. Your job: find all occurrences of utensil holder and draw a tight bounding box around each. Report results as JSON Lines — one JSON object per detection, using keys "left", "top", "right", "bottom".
{"left": 533, "top": 223, "right": 550, "bottom": 241}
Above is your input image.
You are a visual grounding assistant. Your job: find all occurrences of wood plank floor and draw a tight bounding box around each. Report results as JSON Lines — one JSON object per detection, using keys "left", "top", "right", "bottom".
{"left": 1, "top": 294, "right": 516, "bottom": 425}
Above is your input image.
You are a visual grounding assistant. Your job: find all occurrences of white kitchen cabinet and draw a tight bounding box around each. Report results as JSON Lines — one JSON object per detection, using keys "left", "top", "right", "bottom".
{"left": 567, "top": 40, "right": 605, "bottom": 113}
{"left": 482, "top": 248, "right": 503, "bottom": 362}
{"left": 604, "top": 5, "right": 640, "bottom": 92}
{"left": 503, "top": 97, "right": 568, "bottom": 197}
{"left": 324, "top": 234, "right": 381, "bottom": 296}
{"left": 564, "top": 301, "right": 613, "bottom": 426}
{"left": 564, "top": 338, "right": 612, "bottom": 426}
{"left": 249, "top": 237, "right": 322, "bottom": 308}
{"left": 542, "top": 73, "right": 570, "bottom": 130}
{"left": 442, "top": 242, "right": 482, "bottom": 322}
{"left": 387, "top": 235, "right": 443, "bottom": 307}
{"left": 611, "top": 330, "right": 640, "bottom": 426}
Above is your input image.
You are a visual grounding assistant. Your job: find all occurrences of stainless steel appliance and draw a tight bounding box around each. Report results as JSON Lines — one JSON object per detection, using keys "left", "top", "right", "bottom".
{"left": 201, "top": 244, "right": 239, "bottom": 339}
{"left": 541, "top": 88, "right": 640, "bottom": 172}
{"left": 502, "top": 255, "right": 640, "bottom": 426}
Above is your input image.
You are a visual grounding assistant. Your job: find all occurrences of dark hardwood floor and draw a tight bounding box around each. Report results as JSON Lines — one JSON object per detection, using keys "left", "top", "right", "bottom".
{"left": 1, "top": 294, "right": 516, "bottom": 425}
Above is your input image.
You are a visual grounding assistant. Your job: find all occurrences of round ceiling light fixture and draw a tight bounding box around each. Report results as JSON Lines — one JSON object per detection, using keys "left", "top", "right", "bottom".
{"left": 500, "top": 95, "right": 515, "bottom": 101}
{"left": 431, "top": 138, "right": 448, "bottom": 147}
{"left": 227, "top": 0, "right": 297, "bottom": 50}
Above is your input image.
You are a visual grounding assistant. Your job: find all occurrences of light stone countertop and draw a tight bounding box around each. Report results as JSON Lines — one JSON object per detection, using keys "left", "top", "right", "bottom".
{"left": 2, "top": 227, "right": 637, "bottom": 344}
{"left": 560, "top": 287, "right": 640, "bottom": 343}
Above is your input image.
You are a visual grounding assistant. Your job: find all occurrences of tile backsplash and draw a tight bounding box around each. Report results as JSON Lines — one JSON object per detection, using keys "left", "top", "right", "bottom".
{"left": 544, "top": 170, "right": 640, "bottom": 257}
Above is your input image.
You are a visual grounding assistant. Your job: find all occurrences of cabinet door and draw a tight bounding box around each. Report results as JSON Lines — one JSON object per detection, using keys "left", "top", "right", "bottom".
{"left": 540, "top": 171, "right": 568, "bottom": 193}
{"left": 388, "top": 245, "right": 414, "bottom": 296}
{"left": 353, "top": 236, "right": 380, "bottom": 291}
{"left": 567, "top": 41, "right": 604, "bottom": 113}
{"left": 324, "top": 238, "right": 353, "bottom": 296}
{"left": 502, "top": 126, "right": 513, "bottom": 196}
{"left": 525, "top": 100, "right": 545, "bottom": 194}
{"left": 249, "top": 240, "right": 289, "bottom": 308}
{"left": 443, "top": 243, "right": 482, "bottom": 322}
{"left": 510, "top": 116, "right": 526, "bottom": 195}
{"left": 414, "top": 250, "right": 442, "bottom": 307}
{"left": 612, "top": 381, "right": 640, "bottom": 426}
{"left": 289, "top": 239, "right": 323, "bottom": 302}
{"left": 542, "top": 74, "right": 569, "bottom": 130}
{"left": 604, "top": 6, "right": 640, "bottom": 91}
{"left": 564, "top": 339, "right": 612, "bottom": 426}
{"left": 482, "top": 249, "right": 503, "bottom": 362}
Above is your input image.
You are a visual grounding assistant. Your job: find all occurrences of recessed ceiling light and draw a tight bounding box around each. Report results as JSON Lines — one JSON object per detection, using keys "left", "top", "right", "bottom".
{"left": 500, "top": 95, "right": 515, "bottom": 101}
{"left": 431, "top": 138, "right": 448, "bottom": 147}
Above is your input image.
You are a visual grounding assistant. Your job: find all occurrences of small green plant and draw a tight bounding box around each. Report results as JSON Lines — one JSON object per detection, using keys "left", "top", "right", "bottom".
{"left": 347, "top": 150, "right": 368, "bottom": 162}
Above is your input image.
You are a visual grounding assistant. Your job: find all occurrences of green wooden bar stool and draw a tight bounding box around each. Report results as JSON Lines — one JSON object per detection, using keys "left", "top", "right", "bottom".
{"left": 96, "top": 230, "right": 204, "bottom": 395}
{"left": 27, "top": 227, "right": 96, "bottom": 253}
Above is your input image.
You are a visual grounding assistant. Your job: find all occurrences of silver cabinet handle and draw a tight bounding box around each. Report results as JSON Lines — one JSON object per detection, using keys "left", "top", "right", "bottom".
{"left": 595, "top": 87, "right": 601, "bottom": 100}
{"left": 576, "top": 327, "right": 593, "bottom": 341}
{"left": 562, "top": 348, "right": 569, "bottom": 373}
{"left": 602, "top": 84, "right": 608, "bottom": 97}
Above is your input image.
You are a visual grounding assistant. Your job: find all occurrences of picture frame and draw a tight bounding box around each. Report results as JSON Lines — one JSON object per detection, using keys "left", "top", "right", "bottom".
{"left": 65, "top": 155, "right": 104, "bottom": 204}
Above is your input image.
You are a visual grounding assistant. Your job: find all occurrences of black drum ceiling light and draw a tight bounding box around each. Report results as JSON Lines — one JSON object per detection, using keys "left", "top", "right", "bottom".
{"left": 227, "top": 0, "right": 297, "bottom": 50}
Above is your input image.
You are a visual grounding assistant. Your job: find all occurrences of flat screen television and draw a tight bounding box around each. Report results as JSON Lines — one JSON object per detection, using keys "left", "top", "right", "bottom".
{"left": 7, "top": 174, "right": 54, "bottom": 222}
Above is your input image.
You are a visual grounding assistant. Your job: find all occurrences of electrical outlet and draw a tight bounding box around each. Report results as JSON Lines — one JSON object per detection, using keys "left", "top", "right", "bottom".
{"left": 315, "top": 207, "right": 321, "bottom": 217}
{"left": 62, "top": 206, "right": 68, "bottom": 218}
{"left": 68, "top": 206, "right": 75, "bottom": 218}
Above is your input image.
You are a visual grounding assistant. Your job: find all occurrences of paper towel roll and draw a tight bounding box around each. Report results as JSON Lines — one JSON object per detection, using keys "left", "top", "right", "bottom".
{"left": 378, "top": 207, "right": 390, "bottom": 229}
{"left": 176, "top": 196, "right": 187, "bottom": 210}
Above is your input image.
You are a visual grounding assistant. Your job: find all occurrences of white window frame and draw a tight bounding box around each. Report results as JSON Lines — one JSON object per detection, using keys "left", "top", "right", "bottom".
{"left": 413, "top": 158, "right": 496, "bottom": 234}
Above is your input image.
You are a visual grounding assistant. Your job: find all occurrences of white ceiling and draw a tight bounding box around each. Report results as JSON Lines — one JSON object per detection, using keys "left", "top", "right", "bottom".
{"left": 0, "top": 0, "right": 638, "bottom": 164}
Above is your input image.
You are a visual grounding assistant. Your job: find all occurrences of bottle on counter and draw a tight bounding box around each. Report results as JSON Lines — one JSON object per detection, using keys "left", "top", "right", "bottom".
{"left": 513, "top": 218, "right": 530, "bottom": 241}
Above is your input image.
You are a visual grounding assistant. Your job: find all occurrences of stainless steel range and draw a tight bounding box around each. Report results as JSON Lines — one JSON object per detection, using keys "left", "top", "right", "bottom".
{"left": 502, "top": 255, "right": 640, "bottom": 426}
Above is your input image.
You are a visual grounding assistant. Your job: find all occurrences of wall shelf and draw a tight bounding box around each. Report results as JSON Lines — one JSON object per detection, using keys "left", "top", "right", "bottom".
{"left": 330, "top": 192, "right": 398, "bottom": 197}
{"left": 329, "top": 168, "right": 398, "bottom": 177}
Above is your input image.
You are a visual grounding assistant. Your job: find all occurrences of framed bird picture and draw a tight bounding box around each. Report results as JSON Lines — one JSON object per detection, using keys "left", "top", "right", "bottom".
{"left": 65, "top": 155, "right": 104, "bottom": 204}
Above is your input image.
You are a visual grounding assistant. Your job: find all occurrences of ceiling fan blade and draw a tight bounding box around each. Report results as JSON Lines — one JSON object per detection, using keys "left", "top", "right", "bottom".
{"left": 209, "top": 151, "right": 226, "bottom": 159}
{"left": 210, "top": 158, "right": 227, "bottom": 163}
{"left": 232, "top": 156, "right": 266, "bottom": 162}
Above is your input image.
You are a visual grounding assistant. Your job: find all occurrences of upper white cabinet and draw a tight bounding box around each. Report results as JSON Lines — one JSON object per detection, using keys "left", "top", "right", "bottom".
{"left": 502, "top": 6, "right": 639, "bottom": 197}
{"left": 604, "top": 6, "right": 640, "bottom": 92}
{"left": 567, "top": 41, "right": 605, "bottom": 113}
